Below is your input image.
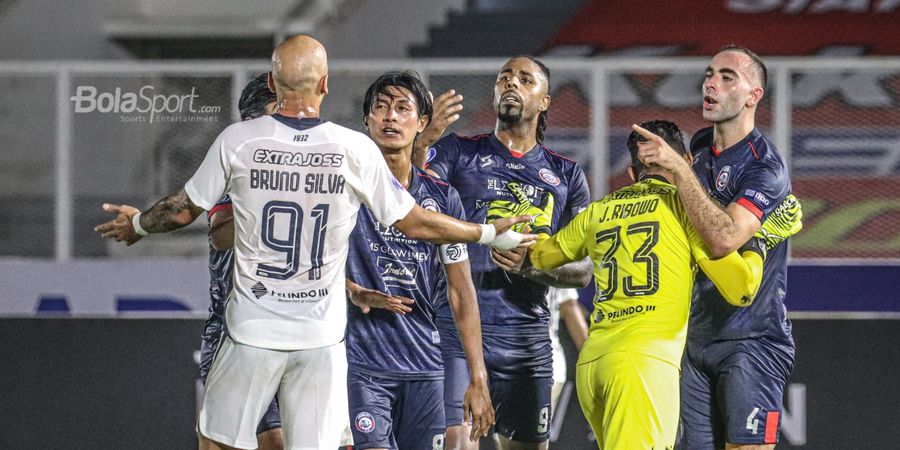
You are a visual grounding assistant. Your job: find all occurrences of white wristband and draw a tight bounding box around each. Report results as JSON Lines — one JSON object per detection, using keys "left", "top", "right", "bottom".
{"left": 132, "top": 212, "right": 149, "bottom": 236}
{"left": 491, "top": 230, "right": 523, "bottom": 251}
{"left": 477, "top": 223, "right": 496, "bottom": 245}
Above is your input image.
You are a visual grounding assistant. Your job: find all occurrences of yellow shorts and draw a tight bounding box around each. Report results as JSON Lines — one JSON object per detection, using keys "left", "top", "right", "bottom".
{"left": 575, "top": 351, "right": 679, "bottom": 450}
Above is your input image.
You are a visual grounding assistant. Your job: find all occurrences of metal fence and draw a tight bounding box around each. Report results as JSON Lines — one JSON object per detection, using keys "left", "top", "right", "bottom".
{"left": 1, "top": 57, "right": 898, "bottom": 261}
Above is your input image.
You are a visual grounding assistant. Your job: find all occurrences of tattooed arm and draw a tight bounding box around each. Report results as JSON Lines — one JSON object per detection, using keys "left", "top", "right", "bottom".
{"left": 95, "top": 189, "right": 205, "bottom": 246}
{"left": 670, "top": 167, "right": 760, "bottom": 257}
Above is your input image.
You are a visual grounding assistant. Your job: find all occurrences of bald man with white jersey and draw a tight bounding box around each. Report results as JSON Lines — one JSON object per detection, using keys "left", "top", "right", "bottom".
{"left": 95, "top": 35, "right": 533, "bottom": 450}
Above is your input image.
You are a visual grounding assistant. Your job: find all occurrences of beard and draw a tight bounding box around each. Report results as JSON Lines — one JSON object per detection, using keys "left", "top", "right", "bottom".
{"left": 497, "top": 103, "right": 524, "bottom": 124}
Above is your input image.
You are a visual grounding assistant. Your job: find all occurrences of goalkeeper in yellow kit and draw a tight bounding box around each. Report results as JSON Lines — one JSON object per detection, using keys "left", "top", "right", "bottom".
{"left": 527, "top": 120, "right": 798, "bottom": 450}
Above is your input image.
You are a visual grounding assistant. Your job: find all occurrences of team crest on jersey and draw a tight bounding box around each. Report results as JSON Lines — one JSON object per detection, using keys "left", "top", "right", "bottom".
{"left": 420, "top": 197, "right": 440, "bottom": 212}
{"left": 426, "top": 147, "right": 437, "bottom": 163}
{"left": 355, "top": 412, "right": 376, "bottom": 433}
{"left": 538, "top": 168, "right": 560, "bottom": 186}
{"left": 715, "top": 166, "right": 732, "bottom": 191}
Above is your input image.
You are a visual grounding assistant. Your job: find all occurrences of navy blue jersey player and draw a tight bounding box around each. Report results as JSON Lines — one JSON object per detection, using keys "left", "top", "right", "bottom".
{"left": 345, "top": 72, "right": 494, "bottom": 450}
{"left": 635, "top": 46, "right": 800, "bottom": 450}
{"left": 421, "top": 56, "right": 592, "bottom": 450}
{"left": 200, "top": 73, "right": 283, "bottom": 450}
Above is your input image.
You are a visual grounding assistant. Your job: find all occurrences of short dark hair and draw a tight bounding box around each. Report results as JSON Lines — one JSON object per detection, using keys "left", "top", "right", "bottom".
{"left": 718, "top": 44, "right": 767, "bottom": 90}
{"left": 509, "top": 55, "right": 551, "bottom": 144}
{"left": 362, "top": 71, "right": 433, "bottom": 120}
{"left": 627, "top": 120, "right": 687, "bottom": 176}
{"left": 238, "top": 72, "right": 276, "bottom": 120}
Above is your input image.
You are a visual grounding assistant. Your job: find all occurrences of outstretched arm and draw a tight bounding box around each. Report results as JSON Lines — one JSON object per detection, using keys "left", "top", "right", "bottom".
{"left": 444, "top": 259, "right": 495, "bottom": 440}
{"left": 94, "top": 189, "right": 204, "bottom": 245}
{"left": 632, "top": 124, "right": 760, "bottom": 257}
{"left": 492, "top": 244, "right": 592, "bottom": 288}
{"left": 392, "top": 204, "right": 535, "bottom": 250}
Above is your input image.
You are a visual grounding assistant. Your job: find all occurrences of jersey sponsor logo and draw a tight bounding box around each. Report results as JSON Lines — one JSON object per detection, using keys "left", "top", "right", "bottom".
{"left": 479, "top": 154, "right": 493, "bottom": 168}
{"left": 606, "top": 304, "right": 656, "bottom": 322}
{"left": 426, "top": 147, "right": 437, "bottom": 163}
{"left": 716, "top": 165, "right": 732, "bottom": 191}
{"left": 377, "top": 256, "right": 419, "bottom": 291}
{"left": 744, "top": 188, "right": 772, "bottom": 207}
{"left": 355, "top": 411, "right": 376, "bottom": 433}
{"left": 505, "top": 162, "right": 525, "bottom": 170}
{"left": 593, "top": 309, "right": 605, "bottom": 323}
{"left": 252, "top": 149, "right": 344, "bottom": 167}
{"left": 420, "top": 197, "right": 440, "bottom": 212}
{"left": 251, "top": 281, "right": 268, "bottom": 299}
{"left": 539, "top": 168, "right": 561, "bottom": 186}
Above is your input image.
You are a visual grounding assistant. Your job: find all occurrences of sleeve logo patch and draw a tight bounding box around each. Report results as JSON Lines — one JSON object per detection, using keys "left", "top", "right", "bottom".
{"left": 355, "top": 412, "right": 376, "bottom": 433}
{"left": 744, "top": 189, "right": 771, "bottom": 206}
{"left": 426, "top": 147, "right": 437, "bottom": 163}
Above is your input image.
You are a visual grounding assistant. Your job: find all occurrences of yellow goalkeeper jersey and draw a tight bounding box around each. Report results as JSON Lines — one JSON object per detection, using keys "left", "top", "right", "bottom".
{"left": 551, "top": 176, "right": 714, "bottom": 368}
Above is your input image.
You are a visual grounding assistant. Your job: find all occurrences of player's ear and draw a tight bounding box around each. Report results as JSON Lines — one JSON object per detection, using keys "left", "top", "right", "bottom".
{"left": 417, "top": 114, "right": 430, "bottom": 133}
{"left": 319, "top": 74, "right": 329, "bottom": 96}
{"left": 627, "top": 165, "right": 637, "bottom": 182}
{"left": 540, "top": 94, "right": 551, "bottom": 112}
{"left": 267, "top": 72, "right": 276, "bottom": 93}
{"left": 746, "top": 86, "right": 764, "bottom": 108}
{"left": 363, "top": 116, "right": 369, "bottom": 130}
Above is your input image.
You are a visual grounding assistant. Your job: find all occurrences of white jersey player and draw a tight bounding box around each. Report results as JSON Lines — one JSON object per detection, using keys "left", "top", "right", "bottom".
{"left": 96, "top": 35, "right": 533, "bottom": 450}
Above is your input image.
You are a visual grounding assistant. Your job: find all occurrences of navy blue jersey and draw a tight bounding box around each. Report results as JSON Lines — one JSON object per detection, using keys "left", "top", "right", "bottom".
{"left": 688, "top": 127, "right": 793, "bottom": 345}
{"left": 426, "top": 133, "right": 590, "bottom": 335}
{"left": 203, "top": 196, "right": 234, "bottom": 343}
{"left": 346, "top": 167, "right": 467, "bottom": 379}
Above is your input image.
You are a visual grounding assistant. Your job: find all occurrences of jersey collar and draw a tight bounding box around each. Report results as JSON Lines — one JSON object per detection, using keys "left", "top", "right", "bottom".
{"left": 489, "top": 133, "right": 541, "bottom": 160}
{"left": 272, "top": 115, "right": 324, "bottom": 131}
{"left": 711, "top": 127, "right": 762, "bottom": 158}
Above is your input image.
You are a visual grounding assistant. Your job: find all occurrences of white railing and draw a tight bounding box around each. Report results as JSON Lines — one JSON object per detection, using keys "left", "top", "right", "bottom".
{"left": 1, "top": 57, "right": 898, "bottom": 261}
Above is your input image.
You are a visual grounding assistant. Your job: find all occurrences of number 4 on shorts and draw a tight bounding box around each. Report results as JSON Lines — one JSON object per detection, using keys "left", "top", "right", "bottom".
{"left": 745, "top": 407, "right": 761, "bottom": 434}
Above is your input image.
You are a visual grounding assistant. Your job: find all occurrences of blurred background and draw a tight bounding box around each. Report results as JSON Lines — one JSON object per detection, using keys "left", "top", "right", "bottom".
{"left": 1, "top": 0, "right": 898, "bottom": 448}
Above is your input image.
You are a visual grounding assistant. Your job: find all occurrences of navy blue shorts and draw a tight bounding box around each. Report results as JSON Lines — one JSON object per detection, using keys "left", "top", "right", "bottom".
{"left": 440, "top": 322, "right": 553, "bottom": 443}
{"left": 200, "top": 329, "right": 281, "bottom": 434}
{"left": 347, "top": 370, "right": 445, "bottom": 450}
{"left": 678, "top": 337, "right": 795, "bottom": 448}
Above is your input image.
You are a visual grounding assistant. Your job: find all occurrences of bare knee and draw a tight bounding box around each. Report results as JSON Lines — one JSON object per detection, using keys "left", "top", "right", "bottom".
{"left": 198, "top": 433, "right": 240, "bottom": 450}
{"left": 495, "top": 434, "right": 548, "bottom": 450}
{"left": 257, "top": 428, "right": 284, "bottom": 450}
{"left": 445, "top": 424, "right": 479, "bottom": 450}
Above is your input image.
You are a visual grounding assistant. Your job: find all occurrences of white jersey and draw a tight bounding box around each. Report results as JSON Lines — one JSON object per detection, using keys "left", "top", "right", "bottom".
{"left": 186, "top": 116, "right": 416, "bottom": 350}
{"left": 548, "top": 287, "right": 580, "bottom": 384}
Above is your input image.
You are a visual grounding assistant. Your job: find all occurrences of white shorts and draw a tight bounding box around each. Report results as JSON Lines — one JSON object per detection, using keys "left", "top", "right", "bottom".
{"left": 198, "top": 336, "right": 349, "bottom": 450}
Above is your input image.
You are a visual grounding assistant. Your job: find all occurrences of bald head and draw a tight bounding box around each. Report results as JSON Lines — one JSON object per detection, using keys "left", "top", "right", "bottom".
{"left": 271, "top": 35, "right": 328, "bottom": 97}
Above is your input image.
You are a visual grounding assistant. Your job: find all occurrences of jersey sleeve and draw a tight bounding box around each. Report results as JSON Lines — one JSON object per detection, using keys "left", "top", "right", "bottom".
{"left": 688, "top": 221, "right": 763, "bottom": 307}
{"left": 354, "top": 138, "right": 416, "bottom": 226}
{"left": 732, "top": 164, "right": 789, "bottom": 223}
{"left": 438, "top": 185, "right": 469, "bottom": 265}
{"left": 560, "top": 164, "right": 591, "bottom": 228}
{"left": 185, "top": 130, "right": 233, "bottom": 211}
{"left": 424, "top": 134, "right": 461, "bottom": 181}
{"left": 551, "top": 205, "right": 594, "bottom": 262}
